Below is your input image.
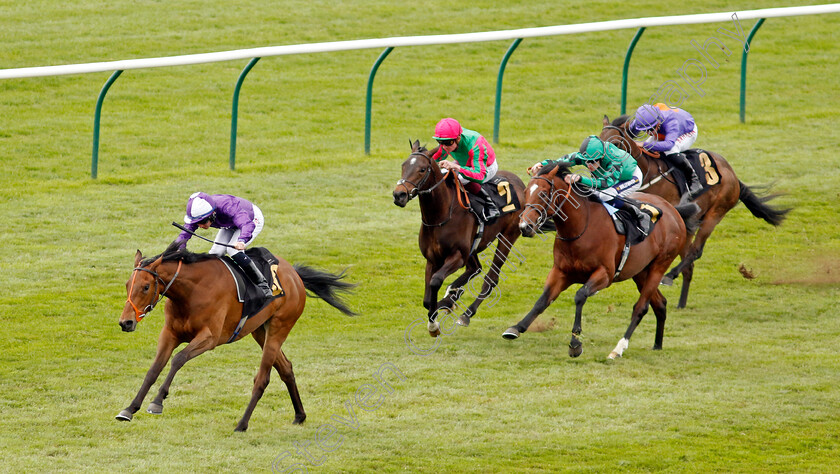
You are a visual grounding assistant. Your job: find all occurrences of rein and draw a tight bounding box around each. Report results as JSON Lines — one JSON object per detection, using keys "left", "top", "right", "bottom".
{"left": 527, "top": 174, "right": 589, "bottom": 242}
{"left": 399, "top": 152, "right": 469, "bottom": 227}
{"left": 126, "top": 260, "right": 183, "bottom": 322}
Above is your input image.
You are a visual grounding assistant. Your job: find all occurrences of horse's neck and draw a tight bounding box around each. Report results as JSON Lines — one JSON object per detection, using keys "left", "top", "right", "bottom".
{"left": 418, "top": 175, "right": 454, "bottom": 222}
{"left": 154, "top": 258, "right": 218, "bottom": 302}
{"left": 553, "top": 186, "right": 590, "bottom": 237}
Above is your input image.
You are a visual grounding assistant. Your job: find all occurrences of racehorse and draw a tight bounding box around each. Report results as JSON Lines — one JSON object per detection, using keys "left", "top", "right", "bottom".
{"left": 117, "top": 244, "right": 355, "bottom": 432}
{"left": 600, "top": 115, "right": 790, "bottom": 308}
{"left": 393, "top": 140, "right": 525, "bottom": 336}
{"left": 503, "top": 161, "right": 699, "bottom": 359}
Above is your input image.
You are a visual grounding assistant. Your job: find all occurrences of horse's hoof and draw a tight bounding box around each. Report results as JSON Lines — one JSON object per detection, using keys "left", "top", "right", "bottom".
{"left": 234, "top": 425, "right": 248, "bottom": 432}
{"left": 428, "top": 321, "right": 441, "bottom": 337}
{"left": 607, "top": 351, "right": 620, "bottom": 360}
{"left": 652, "top": 345, "right": 662, "bottom": 351}
{"left": 293, "top": 415, "right": 306, "bottom": 425}
{"left": 502, "top": 327, "right": 520, "bottom": 340}
{"left": 660, "top": 276, "right": 674, "bottom": 286}
{"left": 569, "top": 339, "right": 583, "bottom": 357}
{"left": 147, "top": 402, "right": 163, "bottom": 415}
{"left": 115, "top": 410, "right": 133, "bottom": 422}
{"left": 456, "top": 314, "right": 470, "bottom": 327}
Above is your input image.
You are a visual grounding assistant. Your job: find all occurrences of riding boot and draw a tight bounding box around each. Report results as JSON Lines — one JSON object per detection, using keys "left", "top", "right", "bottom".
{"left": 614, "top": 198, "right": 652, "bottom": 235}
{"left": 231, "top": 251, "right": 273, "bottom": 299}
{"left": 478, "top": 188, "right": 500, "bottom": 221}
{"left": 670, "top": 152, "right": 703, "bottom": 201}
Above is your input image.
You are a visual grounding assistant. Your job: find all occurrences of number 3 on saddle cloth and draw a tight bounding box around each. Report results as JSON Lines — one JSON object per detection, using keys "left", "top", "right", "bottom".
{"left": 220, "top": 247, "right": 285, "bottom": 342}
{"left": 469, "top": 176, "right": 521, "bottom": 221}
{"left": 667, "top": 149, "right": 721, "bottom": 198}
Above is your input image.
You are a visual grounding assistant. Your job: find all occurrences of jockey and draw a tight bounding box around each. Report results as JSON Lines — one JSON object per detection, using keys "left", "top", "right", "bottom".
{"left": 430, "top": 118, "right": 500, "bottom": 221}
{"left": 529, "top": 135, "right": 651, "bottom": 234}
{"left": 629, "top": 103, "right": 703, "bottom": 201}
{"left": 174, "top": 192, "right": 273, "bottom": 299}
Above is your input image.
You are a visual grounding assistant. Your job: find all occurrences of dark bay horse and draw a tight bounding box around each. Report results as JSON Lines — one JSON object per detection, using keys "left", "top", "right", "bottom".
{"left": 600, "top": 115, "right": 790, "bottom": 308}
{"left": 504, "top": 162, "right": 699, "bottom": 359}
{"left": 117, "top": 245, "right": 355, "bottom": 432}
{"left": 393, "top": 140, "right": 525, "bottom": 336}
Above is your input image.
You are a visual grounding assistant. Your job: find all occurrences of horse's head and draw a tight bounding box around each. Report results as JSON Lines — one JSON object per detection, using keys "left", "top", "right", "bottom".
{"left": 600, "top": 114, "right": 643, "bottom": 158}
{"left": 393, "top": 140, "right": 443, "bottom": 207}
{"left": 519, "top": 162, "right": 572, "bottom": 237}
{"left": 119, "top": 250, "right": 165, "bottom": 332}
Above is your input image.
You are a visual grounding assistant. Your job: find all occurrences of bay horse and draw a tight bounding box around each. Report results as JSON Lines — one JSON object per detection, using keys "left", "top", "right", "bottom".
{"left": 117, "top": 244, "right": 355, "bottom": 432}
{"left": 393, "top": 140, "right": 525, "bottom": 336}
{"left": 600, "top": 115, "right": 790, "bottom": 308}
{"left": 503, "top": 161, "right": 699, "bottom": 359}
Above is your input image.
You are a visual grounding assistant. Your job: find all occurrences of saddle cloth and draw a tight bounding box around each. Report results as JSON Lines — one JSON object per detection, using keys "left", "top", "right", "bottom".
{"left": 220, "top": 247, "right": 284, "bottom": 322}
{"left": 469, "top": 176, "right": 521, "bottom": 222}
{"left": 668, "top": 149, "right": 720, "bottom": 198}
{"left": 603, "top": 202, "right": 662, "bottom": 246}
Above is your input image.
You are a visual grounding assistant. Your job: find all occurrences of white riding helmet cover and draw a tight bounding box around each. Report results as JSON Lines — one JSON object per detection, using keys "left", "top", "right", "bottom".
{"left": 184, "top": 192, "right": 216, "bottom": 224}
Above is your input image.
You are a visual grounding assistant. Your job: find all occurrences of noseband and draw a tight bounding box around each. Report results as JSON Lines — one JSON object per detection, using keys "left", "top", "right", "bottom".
{"left": 396, "top": 152, "right": 449, "bottom": 200}
{"left": 126, "top": 261, "right": 182, "bottom": 322}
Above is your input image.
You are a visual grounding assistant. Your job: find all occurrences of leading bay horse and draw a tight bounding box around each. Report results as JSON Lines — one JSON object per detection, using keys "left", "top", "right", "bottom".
{"left": 393, "top": 140, "right": 525, "bottom": 336}
{"left": 600, "top": 115, "right": 790, "bottom": 308}
{"left": 503, "top": 162, "right": 699, "bottom": 359}
{"left": 117, "top": 244, "right": 355, "bottom": 432}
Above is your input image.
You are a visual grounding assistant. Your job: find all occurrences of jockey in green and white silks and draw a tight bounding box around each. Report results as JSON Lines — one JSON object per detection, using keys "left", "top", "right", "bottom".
{"left": 529, "top": 135, "right": 651, "bottom": 234}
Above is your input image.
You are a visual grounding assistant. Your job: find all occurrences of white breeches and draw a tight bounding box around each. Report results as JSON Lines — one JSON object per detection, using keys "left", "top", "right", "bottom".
{"left": 590, "top": 167, "right": 643, "bottom": 203}
{"left": 455, "top": 161, "right": 498, "bottom": 185}
{"left": 646, "top": 124, "right": 698, "bottom": 154}
{"left": 209, "top": 204, "right": 264, "bottom": 256}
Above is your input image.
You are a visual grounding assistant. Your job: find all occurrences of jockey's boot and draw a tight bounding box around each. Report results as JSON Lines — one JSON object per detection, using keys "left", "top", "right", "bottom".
{"left": 479, "top": 188, "right": 500, "bottom": 221}
{"left": 615, "top": 198, "right": 652, "bottom": 235}
{"left": 670, "top": 152, "right": 703, "bottom": 201}
{"left": 232, "top": 251, "right": 273, "bottom": 299}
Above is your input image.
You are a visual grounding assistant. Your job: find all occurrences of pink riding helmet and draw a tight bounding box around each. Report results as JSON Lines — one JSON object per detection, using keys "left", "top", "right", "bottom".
{"left": 433, "top": 118, "right": 462, "bottom": 140}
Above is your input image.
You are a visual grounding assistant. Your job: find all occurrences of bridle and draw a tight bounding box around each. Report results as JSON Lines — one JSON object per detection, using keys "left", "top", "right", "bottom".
{"left": 524, "top": 173, "right": 589, "bottom": 242}
{"left": 396, "top": 151, "right": 459, "bottom": 227}
{"left": 126, "top": 260, "right": 182, "bottom": 322}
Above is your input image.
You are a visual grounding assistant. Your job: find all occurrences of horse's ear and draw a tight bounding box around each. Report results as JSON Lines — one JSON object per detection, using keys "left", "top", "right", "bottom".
{"left": 134, "top": 250, "right": 143, "bottom": 266}
{"left": 603, "top": 115, "right": 610, "bottom": 126}
{"left": 412, "top": 139, "right": 421, "bottom": 151}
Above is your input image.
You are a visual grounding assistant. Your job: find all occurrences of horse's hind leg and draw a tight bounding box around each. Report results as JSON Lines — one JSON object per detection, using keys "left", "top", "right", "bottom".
{"left": 147, "top": 327, "right": 217, "bottom": 415}
{"left": 650, "top": 289, "right": 668, "bottom": 350}
{"left": 458, "top": 232, "right": 522, "bottom": 326}
{"left": 116, "top": 329, "right": 178, "bottom": 421}
{"left": 437, "top": 255, "right": 480, "bottom": 311}
{"left": 251, "top": 326, "right": 306, "bottom": 425}
{"left": 236, "top": 317, "right": 296, "bottom": 432}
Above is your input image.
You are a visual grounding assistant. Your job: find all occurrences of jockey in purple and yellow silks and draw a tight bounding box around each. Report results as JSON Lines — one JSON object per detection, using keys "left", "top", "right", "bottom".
{"left": 629, "top": 103, "right": 703, "bottom": 201}
{"left": 173, "top": 192, "right": 273, "bottom": 299}
{"left": 430, "top": 118, "right": 499, "bottom": 220}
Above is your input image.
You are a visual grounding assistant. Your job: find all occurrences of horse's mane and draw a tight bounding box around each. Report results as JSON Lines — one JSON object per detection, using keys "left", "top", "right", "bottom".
{"left": 611, "top": 114, "right": 631, "bottom": 127}
{"left": 534, "top": 160, "right": 601, "bottom": 203}
{"left": 140, "top": 241, "right": 219, "bottom": 267}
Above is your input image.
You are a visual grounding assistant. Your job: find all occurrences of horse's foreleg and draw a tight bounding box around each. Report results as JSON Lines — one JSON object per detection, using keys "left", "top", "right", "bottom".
{"left": 439, "top": 255, "right": 480, "bottom": 311}
{"left": 236, "top": 319, "right": 293, "bottom": 432}
{"left": 116, "top": 329, "right": 179, "bottom": 422}
{"left": 147, "top": 327, "right": 217, "bottom": 415}
{"left": 252, "top": 326, "right": 305, "bottom": 425}
{"left": 665, "top": 211, "right": 721, "bottom": 308}
{"left": 426, "top": 254, "right": 465, "bottom": 336}
{"left": 502, "top": 267, "right": 569, "bottom": 340}
{"left": 569, "top": 268, "right": 611, "bottom": 358}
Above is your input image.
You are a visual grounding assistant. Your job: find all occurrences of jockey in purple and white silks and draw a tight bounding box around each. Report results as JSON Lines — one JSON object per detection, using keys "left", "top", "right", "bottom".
{"left": 628, "top": 103, "right": 703, "bottom": 201}
{"left": 174, "top": 192, "right": 273, "bottom": 299}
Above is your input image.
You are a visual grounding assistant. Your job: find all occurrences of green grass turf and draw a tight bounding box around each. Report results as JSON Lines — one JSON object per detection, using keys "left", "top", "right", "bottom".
{"left": 0, "top": 1, "right": 838, "bottom": 472}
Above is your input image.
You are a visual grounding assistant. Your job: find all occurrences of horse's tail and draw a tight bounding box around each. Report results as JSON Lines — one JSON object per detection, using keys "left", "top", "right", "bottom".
{"left": 294, "top": 264, "right": 357, "bottom": 316}
{"left": 738, "top": 181, "right": 791, "bottom": 226}
{"left": 675, "top": 202, "right": 702, "bottom": 234}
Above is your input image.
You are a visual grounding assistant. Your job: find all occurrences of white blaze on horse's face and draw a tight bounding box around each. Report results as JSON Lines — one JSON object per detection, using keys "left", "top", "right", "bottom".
{"left": 529, "top": 184, "right": 539, "bottom": 196}
{"left": 409, "top": 157, "right": 417, "bottom": 166}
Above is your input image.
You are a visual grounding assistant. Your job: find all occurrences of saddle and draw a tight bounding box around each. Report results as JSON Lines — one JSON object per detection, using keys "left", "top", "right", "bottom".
{"left": 468, "top": 176, "right": 521, "bottom": 223}
{"left": 666, "top": 149, "right": 720, "bottom": 198}
{"left": 602, "top": 201, "right": 661, "bottom": 246}
{"left": 220, "top": 247, "right": 285, "bottom": 342}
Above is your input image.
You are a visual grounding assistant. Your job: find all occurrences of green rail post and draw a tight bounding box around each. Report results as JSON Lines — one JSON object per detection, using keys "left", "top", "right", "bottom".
{"left": 91, "top": 70, "right": 123, "bottom": 179}
{"left": 365, "top": 47, "right": 394, "bottom": 155}
{"left": 620, "top": 28, "right": 646, "bottom": 115}
{"left": 740, "top": 18, "right": 765, "bottom": 123}
{"left": 493, "top": 38, "right": 522, "bottom": 144}
{"left": 230, "top": 57, "right": 261, "bottom": 170}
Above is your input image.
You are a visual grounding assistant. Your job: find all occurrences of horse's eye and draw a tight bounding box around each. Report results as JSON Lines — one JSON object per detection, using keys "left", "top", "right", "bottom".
{"left": 143, "top": 284, "right": 150, "bottom": 292}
